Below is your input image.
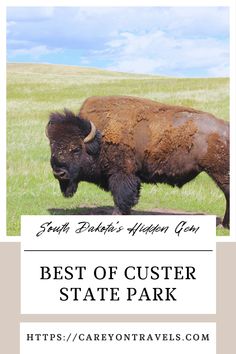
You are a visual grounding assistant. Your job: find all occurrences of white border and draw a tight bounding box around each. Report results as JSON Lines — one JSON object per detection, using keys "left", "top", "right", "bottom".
{"left": 0, "top": 4, "right": 6, "bottom": 240}
{"left": 218, "top": 0, "right": 236, "bottom": 241}
{"left": 3, "top": 0, "right": 235, "bottom": 7}
{"left": 1, "top": 0, "right": 235, "bottom": 241}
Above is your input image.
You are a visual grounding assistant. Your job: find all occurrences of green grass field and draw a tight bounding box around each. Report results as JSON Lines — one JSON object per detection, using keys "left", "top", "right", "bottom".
{"left": 7, "top": 63, "right": 229, "bottom": 236}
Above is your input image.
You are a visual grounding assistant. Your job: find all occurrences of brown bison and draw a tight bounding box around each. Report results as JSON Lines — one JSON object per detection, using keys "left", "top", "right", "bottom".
{"left": 46, "top": 96, "right": 229, "bottom": 228}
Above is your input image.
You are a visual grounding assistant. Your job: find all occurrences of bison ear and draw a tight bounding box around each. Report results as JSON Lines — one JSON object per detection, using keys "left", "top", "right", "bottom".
{"left": 45, "top": 120, "right": 54, "bottom": 139}
{"left": 45, "top": 123, "right": 49, "bottom": 138}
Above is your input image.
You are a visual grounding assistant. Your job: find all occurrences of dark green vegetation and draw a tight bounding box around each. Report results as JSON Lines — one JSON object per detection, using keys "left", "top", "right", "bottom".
{"left": 7, "top": 63, "right": 229, "bottom": 236}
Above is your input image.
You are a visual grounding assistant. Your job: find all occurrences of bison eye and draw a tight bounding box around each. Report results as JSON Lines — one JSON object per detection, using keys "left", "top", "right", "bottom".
{"left": 71, "top": 147, "right": 81, "bottom": 155}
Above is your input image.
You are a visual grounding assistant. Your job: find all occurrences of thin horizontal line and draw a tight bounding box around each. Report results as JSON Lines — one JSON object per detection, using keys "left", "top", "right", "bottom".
{"left": 24, "top": 249, "right": 213, "bottom": 252}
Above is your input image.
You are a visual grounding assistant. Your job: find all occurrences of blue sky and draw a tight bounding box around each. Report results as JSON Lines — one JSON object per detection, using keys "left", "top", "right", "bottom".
{"left": 7, "top": 7, "right": 229, "bottom": 77}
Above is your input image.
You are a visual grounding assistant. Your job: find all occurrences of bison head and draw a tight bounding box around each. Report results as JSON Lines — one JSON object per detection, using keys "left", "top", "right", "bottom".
{"left": 46, "top": 109, "right": 100, "bottom": 198}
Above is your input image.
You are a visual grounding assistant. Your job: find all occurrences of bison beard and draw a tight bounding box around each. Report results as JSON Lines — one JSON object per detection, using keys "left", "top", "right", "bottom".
{"left": 59, "top": 179, "right": 78, "bottom": 198}
{"left": 46, "top": 96, "right": 230, "bottom": 228}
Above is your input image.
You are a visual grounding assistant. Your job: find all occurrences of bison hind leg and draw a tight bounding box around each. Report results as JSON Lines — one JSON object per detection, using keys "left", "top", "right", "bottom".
{"left": 109, "top": 173, "right": 141, "bottom": 215}
{"left": 207, "top": 171, "right": 230, "bottom": 229}
{"left": 221, "top": 185, "right": 229, "bottom": 229}
{"left": 217, "top": 185, "right": 229, "bottom": 229}
{"left": 223, "top": 193, "right": 229, "bottom": 229}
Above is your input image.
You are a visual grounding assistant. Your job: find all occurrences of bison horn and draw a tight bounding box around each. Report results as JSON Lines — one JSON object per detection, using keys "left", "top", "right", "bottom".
{"left": 84, "top": 121, "right": 96, "bottom": 143}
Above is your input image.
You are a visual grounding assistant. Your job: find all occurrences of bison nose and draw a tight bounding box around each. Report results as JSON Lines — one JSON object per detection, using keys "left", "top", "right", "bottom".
{"left": 53, "top": 168, "right": 69, "bottom": 180}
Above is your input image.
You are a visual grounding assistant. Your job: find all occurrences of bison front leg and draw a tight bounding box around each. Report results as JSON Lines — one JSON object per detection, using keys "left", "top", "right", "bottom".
{"left": 109, "top": 173, "right": 141, "bottom": 215}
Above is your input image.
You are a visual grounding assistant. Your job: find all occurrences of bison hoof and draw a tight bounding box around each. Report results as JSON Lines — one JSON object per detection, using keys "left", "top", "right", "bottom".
{"left": 222, "top": 223, "right": 230, "bottom": 229}
{"left": 218, "top": 222, "right": 230, "bottom": 230}
{"left": 112, "top": 207, "right": 130, "bottom": 215}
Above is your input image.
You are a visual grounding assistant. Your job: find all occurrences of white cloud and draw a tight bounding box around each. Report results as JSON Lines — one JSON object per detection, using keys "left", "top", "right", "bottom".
{"left": 72, "top": 7, "right": 229, "bottom": 39}
{"left": 7, "top": 7, "right": 55, "bottom": 21}
{"left": 207, "top": 65, "right": 229, "bottom": 77}
{"left": 161, "top": 7, "right": 229, "bottom": 37}
{"left": 97, "top": 30, "right": 229, "bottom": 77}
{"left": 7, "top": 7, "right": 229, "bottom": 77}
{"left": 8, "top": 45, "right": 63, "bottom": 60}
{"left": 7, "top": 21, "right": 16, "bottom": 35}
{"left": 108, "top": 58, "right": 163, "bottom": 75}
{"left": 7, "top": 7, "right": 229, "bottom": 50}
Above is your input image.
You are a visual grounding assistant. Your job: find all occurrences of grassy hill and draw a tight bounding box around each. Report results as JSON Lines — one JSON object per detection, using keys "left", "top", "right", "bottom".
{"left": 7, "top": 63, "right": 229, "bottom": 236}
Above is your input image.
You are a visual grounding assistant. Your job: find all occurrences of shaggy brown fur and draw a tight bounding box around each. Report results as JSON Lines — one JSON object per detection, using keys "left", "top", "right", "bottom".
{"left": 46, "top": 95, "right": 230, "bottom": 228}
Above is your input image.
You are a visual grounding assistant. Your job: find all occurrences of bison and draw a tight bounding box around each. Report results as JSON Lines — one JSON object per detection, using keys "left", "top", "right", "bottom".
{"left": 46, "top": 96, "right": 229, "bottom": 228}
